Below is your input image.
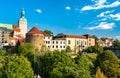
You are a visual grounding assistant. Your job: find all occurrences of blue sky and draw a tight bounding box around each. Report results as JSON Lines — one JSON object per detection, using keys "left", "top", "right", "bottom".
{"left": 0, "top": 0, "right": 120, "bottom": 39}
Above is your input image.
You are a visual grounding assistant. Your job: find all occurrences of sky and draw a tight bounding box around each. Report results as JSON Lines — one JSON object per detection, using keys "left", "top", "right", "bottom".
{"left": 0, "top": 0, "right": 120, "bottom": 39}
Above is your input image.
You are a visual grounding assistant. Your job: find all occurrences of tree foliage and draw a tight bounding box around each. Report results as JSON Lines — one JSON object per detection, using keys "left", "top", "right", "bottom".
{"left": 18, "top": 43, "right": 35, "bottom": 68}
{"left": 74, "top": 55, "right": 94, "bottom": 78}
{"left": 66, "top": 46, "right": 72, "bottom": 52}
{"left": 96, "top": 50, "right": 120, "bottom": 78}
{"left": 87, "top": 45, "right": 103, "bottom": 54}
{"left": 2, "top": 55, "right": 34, "bottom": 78}
{"left": 35, "top": 50, "right": 75, "bottom": 78}
{"left": 94, "top": 67, "right": 106, "bottom": 78}
{"left": 113, "top": 39, "right": 120, "bottom": 47}
{"left": 44, "top": 30, "right": 53, "bottom": 36}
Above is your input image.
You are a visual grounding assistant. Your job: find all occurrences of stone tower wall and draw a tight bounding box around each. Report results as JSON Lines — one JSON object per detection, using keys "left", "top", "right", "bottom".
{"left": 26, "top": 34, "right": 44, "bottom": 50}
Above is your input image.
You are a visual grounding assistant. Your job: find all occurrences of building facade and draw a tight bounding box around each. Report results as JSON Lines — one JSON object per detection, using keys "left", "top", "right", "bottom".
{"left": 26, "top": 27, "right": 96, "bottom": 53}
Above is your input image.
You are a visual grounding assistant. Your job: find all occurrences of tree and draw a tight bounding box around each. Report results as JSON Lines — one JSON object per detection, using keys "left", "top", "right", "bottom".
{"left": 74, "top": 55, "right": 94, "bottom": 78}
{"left": 87, "top": 45, "right": 103, "bottom": 54}
{"left": 0, "top": 50, "right": 7, "bottom": 56}
{"left": 35, "top": 50, "right": 75, "bottom": 78}
{"left": 18, "top": 43, "right": 34, "bottom": 63}
{"left": 44, "top": 30, "right": 53, "bottom": 36}
{"left": 96, "top": 50, "right": 120, "bottom": 78}
{"left": 4, "top": 55, "right": 34, "bottom": 78}
{"left": 113, "top": 39, "right": 120, "bottom": 47}
{"left": 94, "top": 67, "right": 106, "bottom": 78}
{"left": 66, "top": 46, "right": 72, "bottom": 52}
{"left": 0, "top": 50, "right": 7, "bottom": 77}
{"left": 92, "top": 35, "right": 99, "bottom": 40}
{"left": 0, "top": 56, "right": 6, "bottom": 78}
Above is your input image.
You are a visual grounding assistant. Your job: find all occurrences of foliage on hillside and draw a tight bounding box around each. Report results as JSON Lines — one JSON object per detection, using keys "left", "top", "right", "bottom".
{"left": 0, "top": 43, "right": 120, "bottom": 78}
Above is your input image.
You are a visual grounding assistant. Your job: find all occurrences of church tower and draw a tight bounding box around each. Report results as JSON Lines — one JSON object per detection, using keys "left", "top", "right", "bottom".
{"left": 18, "top": 8, "right": 27, "bottom": 38}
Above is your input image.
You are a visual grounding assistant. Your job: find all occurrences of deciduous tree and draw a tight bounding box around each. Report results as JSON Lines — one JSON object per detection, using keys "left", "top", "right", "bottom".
{"left": 96, "top": 50, "right": 120, "bottom": 78}
{"left": 5, "top": 55, "right": 34, "bottom": 78}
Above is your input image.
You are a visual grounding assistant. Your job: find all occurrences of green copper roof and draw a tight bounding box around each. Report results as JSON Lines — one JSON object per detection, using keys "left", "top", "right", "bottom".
{"left": 19, "top": 8, "right": 27, "bottom": 21}
{"left": 0, "top": 23, "right": 13, "bottom": 30}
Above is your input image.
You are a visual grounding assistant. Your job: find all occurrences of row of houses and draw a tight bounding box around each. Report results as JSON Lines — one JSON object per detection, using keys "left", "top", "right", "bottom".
{"left": 25, "top": 26, "right": 113, "bottom": 53}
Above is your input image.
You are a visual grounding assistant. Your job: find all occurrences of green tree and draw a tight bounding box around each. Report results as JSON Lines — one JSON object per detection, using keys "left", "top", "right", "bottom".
{"left": 74, "top": 55, "right": 93, "bottom": 78}
{"left": 94, "top": 67, "right": 106, "bottom": 78}
{"left": 44, "top": 30, "right": 53, "bottom": 36}
{"left": 96, "top": 50, "right": 120, "bottom": 78}
{"left": 18, "top": 43, "right": 35, "bottom": 68}
{"left": 4, "top": 55, "right": 34, "bottom": 78}
{"left": 0, "top": 50, "right": 7, "bottom": 77}
{"left": 87, "top": 45, "right": 103, "bottom": 54}
{"left": 113, "top": 39, "right": 120, "bottom": 46}
{"left": 0, "top": 50, "right": 7, "bottom": 56}
{"left": 36, "top": 50, "right": 75, "bottom": 78}
{"left": 66, "top": 46, "right": 72, "bottom": 52}
{"left": 0, "top": 56, "right": 6, "bottom": 77}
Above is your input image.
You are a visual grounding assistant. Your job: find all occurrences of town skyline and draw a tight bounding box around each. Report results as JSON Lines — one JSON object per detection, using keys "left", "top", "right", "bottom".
{"left": 0, "top": 0, "right": 120, "bottom": 39}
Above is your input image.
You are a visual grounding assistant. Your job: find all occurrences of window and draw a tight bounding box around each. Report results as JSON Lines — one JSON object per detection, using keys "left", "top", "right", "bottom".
{"left": 48, "top": 46, "right": 50, "bottom": 48}
{"left": 89, "top": 39, "right": 91, "bottom": 41}
{"left": 77, "top": 41, "right": 79, "bottom": 45}
{"left": 68, "top": 40, "right": 71, "bottom": 44}
{"left": 60, "top": 41, "right": 62, "bottom": 44}
{"left": 48, "top": 41, "right": 50, "bottom": 44}
{"left": 60, "top": 46, "right": 62, "bottom": 48}
{"left": 63, "top": 41, "right": 65, "bottom": 44}
{"left": 56, "top": 46, "right": 58, "bottom": 48}
{"left": 52, "top": 45, "right": 54, "bottom": 48}
{"left": 48, "top": 37, "right": 50, "bottom": 39}
{"left": 85, "top": 42, "right": 87, "bottom": 45}
{"left": 63, "top": 46, "right": 65, "bottom": 48}
{"left": 53, "top": 41, "right": 54, "bottom": 44}
{"left": 89, "top": 43, "right": 91, "bottom": 46}
{"left": 56, "top": 41, "right": 58, "bottom": 44}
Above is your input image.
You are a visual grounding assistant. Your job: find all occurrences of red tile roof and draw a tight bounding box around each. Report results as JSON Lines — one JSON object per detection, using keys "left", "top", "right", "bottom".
{"left": 13, "top": 25, "right": 20, "bottom": 32}
{"left": 9, "top": 36, "right": 17, "bottom": 40}
{"left": 66, "top": 35, "right": 86, "bottom": 39}
{"left": 27, "top": 26, "right": 43, "bottom": 34}
{"left": 42, "top": 32, "right": 50, "bottom": 36}
{"left": 101, "top": 38, "right": 113, "bottom": 42}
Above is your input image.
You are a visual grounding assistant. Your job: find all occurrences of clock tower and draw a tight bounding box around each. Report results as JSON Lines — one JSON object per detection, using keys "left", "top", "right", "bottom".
{"left": 18, "top": 8, "right": 27, "bottom": 38}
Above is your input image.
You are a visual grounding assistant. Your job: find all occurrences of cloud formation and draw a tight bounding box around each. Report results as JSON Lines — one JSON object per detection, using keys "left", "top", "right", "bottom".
{"left": 81, "top": 0, "right": 120, "bottom": 11}
{"left": 36, "top": 9, "right": 42, "bottom": 13}
{"left": 65, "top": 6, "right": 71, "bottom": 10}
{"left": 110, "top": 13, "right": 120, "bottom": 21}
{"left": 114, "top": 36, "right": 120, "bottom": 40}
{"left": 97, "top": 10, "right": 114, "bottom": 17}
{"left": 86, "top": 22, "right": 115, "bottom": 30}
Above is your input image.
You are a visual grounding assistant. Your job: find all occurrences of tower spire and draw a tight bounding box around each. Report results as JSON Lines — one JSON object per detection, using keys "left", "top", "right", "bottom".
{"left": 21, "top": 8, "right": 25, "bottom": 18}
{"left": 19, "top": 8, "right": 26, "bottom": 21}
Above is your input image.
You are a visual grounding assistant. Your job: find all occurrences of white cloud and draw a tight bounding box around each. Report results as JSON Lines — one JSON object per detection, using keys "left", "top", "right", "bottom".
{"left": 110, "top": 13, "right": 120, "bottom": 21}
{"left": 86, "top": 22, "right": 115, "bottom": 30}
{"left": 114, "top": 36, "right": 120, "bottom": 40}
{"left": 36, "top": 9, "right": 42, "bottom": 13}
{"left": 81, "top": 0, "right": 120, "bottom": 11}
{"left": 97, "top": 10, "right": 114, "bottom": 17}
{"left": 65, "top": 6, "right": 71, "bottom": 10}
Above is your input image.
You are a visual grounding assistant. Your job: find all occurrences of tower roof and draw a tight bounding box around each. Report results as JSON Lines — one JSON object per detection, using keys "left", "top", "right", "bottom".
{"left": 27, "top": 26, "right": 43, "bottom": 34}
{"left": 19, "top": 8, "right": 27, "bottom": 21}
